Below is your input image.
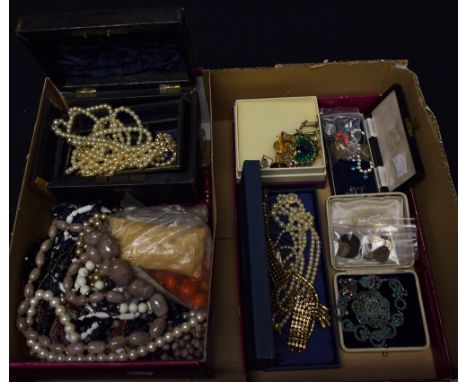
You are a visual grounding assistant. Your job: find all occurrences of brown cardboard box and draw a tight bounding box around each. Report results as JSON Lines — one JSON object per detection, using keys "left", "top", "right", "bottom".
{"left": 204, "top": 60, "right": 456, "bottom": 381}
{"left": 10, "top": 60, "right": 457, "bottom": 381}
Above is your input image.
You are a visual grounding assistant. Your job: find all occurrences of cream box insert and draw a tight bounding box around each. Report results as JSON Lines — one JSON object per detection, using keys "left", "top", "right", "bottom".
{"left": 234, "top": 96, "right": 327, "bottom": 183}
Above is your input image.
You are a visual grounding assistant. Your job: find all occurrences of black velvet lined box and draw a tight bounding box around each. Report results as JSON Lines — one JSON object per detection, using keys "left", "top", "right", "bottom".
{"left": 16, "top": 8, "right": 200, "bottom": 205}
{"left": 335, "top": 272, "right": 429, "bottom": 351}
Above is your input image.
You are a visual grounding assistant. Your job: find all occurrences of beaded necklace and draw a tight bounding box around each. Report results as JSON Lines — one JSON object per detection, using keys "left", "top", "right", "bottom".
{"left": 52, "top": 104, "right": 177, "bottom": 177}
{"left": 264, "top": 192, "right": 330, "bottom": 352}
{"left": 16, "top": 206, "right": 206, "bottom": 362}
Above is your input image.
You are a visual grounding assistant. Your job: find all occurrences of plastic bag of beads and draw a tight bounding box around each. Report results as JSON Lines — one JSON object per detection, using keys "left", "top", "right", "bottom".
{"left": 320, "top": 109, "right": 371, "bottom": 164}
{"left": 332, "top": 218, "right": 418, "bottom": 267}
{"left": 109, "top": 205, "right": 212, "bottom": 310}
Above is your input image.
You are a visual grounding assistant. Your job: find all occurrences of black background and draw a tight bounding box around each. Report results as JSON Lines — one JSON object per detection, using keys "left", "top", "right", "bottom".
{"left": 10, "top": 0, "right": 457, "bottom": 228}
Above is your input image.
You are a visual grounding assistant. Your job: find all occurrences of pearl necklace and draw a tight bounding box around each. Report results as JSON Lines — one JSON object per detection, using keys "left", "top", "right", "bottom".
{"left": 264, "top": 192, "right": 330, "bottom": 352}
{"left": 52, "top": 104, "right": 177, "bottom": 177}
{"left": 16, "top": 209, "right": 206, "bottom": 362}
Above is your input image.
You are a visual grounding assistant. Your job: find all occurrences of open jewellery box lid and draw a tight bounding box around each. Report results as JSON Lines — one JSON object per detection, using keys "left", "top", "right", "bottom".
{"left": 364, "top": 84, "right": 424, "bottom": 192}
{"left": 238, "top": 160, "right": 276, "bottom": 366}
{"left": 326, "top": 192, "right": 415, "bottom": 272}
{"left": 16, "top": 7, "right": 195, "bottom": 92}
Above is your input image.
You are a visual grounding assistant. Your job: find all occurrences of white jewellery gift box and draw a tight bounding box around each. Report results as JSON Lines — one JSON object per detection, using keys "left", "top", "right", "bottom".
{"left": 234, "top": 96, "right": 327, "bottom": 184}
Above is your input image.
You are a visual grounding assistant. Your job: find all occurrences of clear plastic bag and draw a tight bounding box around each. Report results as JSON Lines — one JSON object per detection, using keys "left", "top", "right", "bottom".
{"left": 320, "top": 108, "right": 371, "bottom": 164}
{"left": 332, "top": 217, "right": 418, "bottom": 267}
{"left": 109, "top": 204, "right": 212, "bottom": 309}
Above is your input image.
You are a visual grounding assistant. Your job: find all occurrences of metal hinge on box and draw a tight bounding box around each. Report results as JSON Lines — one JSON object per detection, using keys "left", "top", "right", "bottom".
{"left": 75, "top": 87, "right": 97, "bottom": 99}
{"left": 159, "top": 83, "right": 181, "bottom": 94}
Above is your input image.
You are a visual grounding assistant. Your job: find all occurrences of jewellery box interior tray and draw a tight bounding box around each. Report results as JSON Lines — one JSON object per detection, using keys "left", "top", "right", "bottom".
{"left": 326, "top": 193, "right": 430, "bottom": 352}
{"left": 237, "top": 160, "right": 339, "bottom": 371}
{"left": 234, "top": 96, "right": 327, "bottom": 184}
{"left": 319, "top": 85, "right": 424, "bottom": 195}
{"left": 17, "top": 9, "right": 201, "bottom": 205}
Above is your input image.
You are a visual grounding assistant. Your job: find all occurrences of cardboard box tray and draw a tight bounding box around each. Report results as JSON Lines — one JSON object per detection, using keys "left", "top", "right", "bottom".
{"left": 206, "top": 60, "right": 456, "bottom": 382}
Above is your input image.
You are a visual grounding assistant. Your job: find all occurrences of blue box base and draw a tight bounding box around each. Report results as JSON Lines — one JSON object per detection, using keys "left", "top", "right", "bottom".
{"left": 237, "top": 161, "right": 340, "bottom": 371}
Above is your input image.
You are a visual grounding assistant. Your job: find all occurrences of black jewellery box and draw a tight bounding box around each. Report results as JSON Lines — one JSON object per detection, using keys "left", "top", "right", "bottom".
{"left": 237, "top": 160, "right": 340, "bottom": 371}
{"left": 16, "top": 8, "right": 200, "bottom": 205}
{"left": 322, "top": 84, "right": 424, "bottom": 195}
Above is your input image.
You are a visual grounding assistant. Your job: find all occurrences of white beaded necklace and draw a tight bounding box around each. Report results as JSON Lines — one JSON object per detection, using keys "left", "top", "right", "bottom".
{"left": 52, "top": 104, "right": 177, "bottom": 177}
{"left": 268, "top": 193, "right": 321, "bottom": 331}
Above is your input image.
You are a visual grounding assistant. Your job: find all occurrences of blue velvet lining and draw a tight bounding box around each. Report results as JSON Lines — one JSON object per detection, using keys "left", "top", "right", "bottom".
{"left": 330, "top": 160, "right": 378, "bottom": 195}
{"left": 266, "top": 188, "right": 339, "bottom": 369}
{"left": 57, "top": 41, "right": 185, "bottom": 78}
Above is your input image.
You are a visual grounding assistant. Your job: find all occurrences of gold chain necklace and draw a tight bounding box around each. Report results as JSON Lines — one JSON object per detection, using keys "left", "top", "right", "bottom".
{"left": 263, "top": 191, "right": 331, "bottom": 352}
{"left": 52, "top": 104, "right": 177, "bottom": 177}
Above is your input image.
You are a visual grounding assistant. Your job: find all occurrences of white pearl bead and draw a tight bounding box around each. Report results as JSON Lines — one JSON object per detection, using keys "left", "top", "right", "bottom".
{"left": 60, "top": 315, "right": 71, "bottom": 325}
{"left": 117, "top": 353, "right": 128, "bottom": 361}
{"left": 119, "top": 303, "right": 128, "bottom": 314}
{"left": 97, "top": 354, "right": 106, "bottom": 362}
{"left": 35, "top": 289, "right": 44, "bottom": 298}
{"left": 29, "top": 297, "right": 38, "bottom": 306}
{"left": 181, "top": 323, "right": 191, "bottom": 333}
{"left": 189, "top": 317, "right": 198, "bottom": 326}
{"left": 128, "top": 350, "right": 138, "bottom": 360}
{"left": 27, "top": 307, "right": 36, "bottom": 317}
{"left": 164, "top": 332, "right": 173, "bottom": 343}
{"left": 38, "top": 350, "right": 48, "bottom": 359}
{"left": 156, "top": 338, "right": 164, "bottom": 347}
{"left": 94, "top": 280, "right": 105, "bottom": 291}
{"left": 50, "top": 297, "right": 60, "bottom": 307}
{"left": 85, "top": 261, "right": 95, "bottom": 271}
{"left": 43, "top": 291, "right": 54, "bottom": 301}
{"left": 76, "top": 277, "right": 87, "bottom": 287}
{"left": 129, "top": 303, "right": 138, "bottom": 313}
{"left": 107, "top": 353, "right": 117, "bottom": 361}
{"left": 138, "top": 303, "right": 148, "bottom": 313}
{"left": 173, "top": 328, "right": 182, "bottom": 338}
{"left": 64, "top": 323, "right": 75, "bottom": 333}
{"left": 68, "top": 333, "right": 80, "bottom": 343}
{"left": 78, "top": 268, "right": 88, "bottom": 277}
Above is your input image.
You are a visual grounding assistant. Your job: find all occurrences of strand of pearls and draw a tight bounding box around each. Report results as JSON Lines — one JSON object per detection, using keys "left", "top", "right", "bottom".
{"left": 52, "top": 104, "right": 177, "bottom": 177}
{"left": 268, "top": 193, "right": 321, "bottom": 330}
{"left": 16, "top": 209, "right": 207, "bottom": 362}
